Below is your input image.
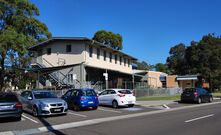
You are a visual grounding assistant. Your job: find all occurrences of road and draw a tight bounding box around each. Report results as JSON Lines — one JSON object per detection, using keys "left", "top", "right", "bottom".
{"left": 39, "top": 102, "right": 221, "bottom": 135}
{"left": 1, "top": 101, "right": 221, "bottom": 135}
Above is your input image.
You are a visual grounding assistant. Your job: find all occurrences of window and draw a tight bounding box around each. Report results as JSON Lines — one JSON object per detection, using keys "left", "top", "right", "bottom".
{"left": 47, "top": 48, "right": 51, "bottom": 55}
{"left": 103, "top": 50, "right": 106, "bottom": 61}
{"left": 115, "top": 55, "right": 118, "bottom": 64}
{"left": 97, "top": 48, "right": 100, "bottom": 59}
{"left": 109, "top": 52, "right": 112, "bottom": 63}
{"left": 68, "top": 74, "right": 73, "bottom": 83}
{"left": 89, "top": 46, "right": 93, "bottom": 57}
{"left": 66, "top": 45, "right": 71, "bottom": 52}
{"left": 124, "top": 58, "right": 126, "bottom": 66}
{"left": 120, "top": 56, "right": 122, "bottom": 65}
{"left": 128, "top": 59, "right": 130, "bottom": 67}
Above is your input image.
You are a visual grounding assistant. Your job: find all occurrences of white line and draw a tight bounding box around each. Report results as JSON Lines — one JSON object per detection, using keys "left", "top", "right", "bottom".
{"left": 162, "top": 104, "right": 170, "bottom": 109}
{"left": 185, "top": 114, "right": 214, "bottom": 123}
{"left": 1, "top": 102, "right": 221, "bottom": 135}
{"left": 21, "top": 118, "right": 25, "bottom": 121}
{"left": 22, "top": 114, "right": 39, "bottom": 123}
{"left": 98, "top": 108, "right": 122, "bottom": 113}
{"left": 68, "top": 112, "right": 87, "bottom": 117}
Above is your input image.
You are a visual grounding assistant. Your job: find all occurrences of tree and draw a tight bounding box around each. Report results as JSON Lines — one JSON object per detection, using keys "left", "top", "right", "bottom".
{"left": 166, "top": 43, "right": 186, "bottom": 74}
{"left": 0, "top": 0, "right": 51, "bottom": 90}
{"left": 155, "top": 63, "right": 171, "bottom": 74}
{"left": 137, "top": 61, "right": 150, "bottom": 70}
{"left": 92, "top": 30, "right": 123, "bottom": 50}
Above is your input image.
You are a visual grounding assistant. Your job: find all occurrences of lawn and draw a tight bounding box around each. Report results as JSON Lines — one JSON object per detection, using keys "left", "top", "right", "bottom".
{"left": 137, "top": 92, "right": 221, "bottom": 101}
{"left": 137, "top": 95, "right": 181, "bottom": 101}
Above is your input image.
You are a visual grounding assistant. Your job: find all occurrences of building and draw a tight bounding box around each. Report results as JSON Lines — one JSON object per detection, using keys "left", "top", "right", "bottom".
{"left": 29, "top": 37, "right": 137, "bottom": 89}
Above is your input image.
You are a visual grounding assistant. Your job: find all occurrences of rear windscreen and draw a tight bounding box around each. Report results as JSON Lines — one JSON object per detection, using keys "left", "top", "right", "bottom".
{"left": 184, "top": 88, "right": 196, "bottom": 93}
{"left": 0, "top": 94, "right": 18, "bottom": 102}
{"left": 82, "top": 90, "right": 96, "bottom": 96}
{"left": 118, "top": 90, "right": 132, "bottom": 94}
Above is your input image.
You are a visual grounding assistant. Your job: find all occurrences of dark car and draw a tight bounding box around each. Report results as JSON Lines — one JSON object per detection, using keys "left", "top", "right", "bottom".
{"left": 62, "top": 89, "right": 99, "bottom": 111}
{"left": 181, "top": 88, "right": 213, "bottom": 104}
{"left": 0, "top": 92, "right": 23, "bottom": 120}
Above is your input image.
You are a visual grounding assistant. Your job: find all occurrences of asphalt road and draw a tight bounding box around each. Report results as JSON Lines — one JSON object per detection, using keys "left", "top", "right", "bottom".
{"left": 39, "top": 102, "right": 221, "bottom": 135}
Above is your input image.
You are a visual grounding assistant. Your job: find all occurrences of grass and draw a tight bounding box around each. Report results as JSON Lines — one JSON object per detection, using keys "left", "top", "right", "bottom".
{"left": 137, "top": 95, "right": 180, "bottom": 101}
{"left": 136, "top": 92, "right": 221, "bottom": 101}
{"left": 212, "top": 92, "right": 221, "bottom": 97}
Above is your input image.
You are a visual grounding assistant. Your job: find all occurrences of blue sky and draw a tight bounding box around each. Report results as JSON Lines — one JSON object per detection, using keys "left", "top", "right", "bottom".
{"left": 31, "top": 0, "right": 221, "bottom": 65}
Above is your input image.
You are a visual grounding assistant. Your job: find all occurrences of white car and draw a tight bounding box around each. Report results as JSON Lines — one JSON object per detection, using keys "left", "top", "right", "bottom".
{"left": 98, "top": 89, "right": 136, "bottom": 108}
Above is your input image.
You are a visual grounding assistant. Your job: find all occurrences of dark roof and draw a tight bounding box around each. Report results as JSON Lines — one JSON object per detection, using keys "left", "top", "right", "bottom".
{"left": 28, "top": 37, "right": 137, "bottom": 61}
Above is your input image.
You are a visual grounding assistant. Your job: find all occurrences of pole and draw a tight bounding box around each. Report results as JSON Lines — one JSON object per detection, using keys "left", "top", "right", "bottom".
{"left": 105, "top": 69, "right": 108, "bottom": 89}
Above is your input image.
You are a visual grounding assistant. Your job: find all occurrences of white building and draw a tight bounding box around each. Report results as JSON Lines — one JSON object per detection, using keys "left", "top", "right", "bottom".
{"left": 29, "top": 37, "right": 137, "bottom": 89}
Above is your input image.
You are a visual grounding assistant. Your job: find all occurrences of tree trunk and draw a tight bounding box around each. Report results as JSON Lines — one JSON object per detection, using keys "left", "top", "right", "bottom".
{"left": 0, "top": 52, "right": 6, "bottom": 91}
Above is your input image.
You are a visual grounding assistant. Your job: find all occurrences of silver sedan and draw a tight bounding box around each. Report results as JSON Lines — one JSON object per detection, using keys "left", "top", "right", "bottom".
{"left": 20, "top": 90, "right": 68, "bottom": 116}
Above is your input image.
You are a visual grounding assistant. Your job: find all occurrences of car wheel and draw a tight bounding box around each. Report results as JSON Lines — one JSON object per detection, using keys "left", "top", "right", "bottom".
{"left": 197, "top": 97, "right": 202, "bottom": 104}
{"left": 15, "top": 116, "right": 21, "bottom": 121}
{"left": 32, "top": 106, "right": 38, "bottom": 117}
{"left": 74, "top": 105, "right": 80, "bottom": 111}
{"left": 112, "top": 100, "right": 118, "bottom": 108}
{"left": 92, "top": 106, "right": 98, "bottom": 110}
{"left": 209, "top": 96, "right": 213, "bottom": 103}
{"left": 128, "top": 104, "right": 134, "bottom": 107}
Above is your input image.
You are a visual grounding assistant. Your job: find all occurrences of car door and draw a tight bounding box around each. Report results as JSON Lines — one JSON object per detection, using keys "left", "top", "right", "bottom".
{"left": 62, "top": 90, "right": 72, "bottom": 107}
{"left": 20, "top": 91, "right": 31, "bottom": 111}
{"left": 70, "top": 90, "right": 79, "bottom": 106}
{"left": 26, "top": 91, "right": 34, "bottom": 112}
{"left": 98, "top": 90, "right": 108, "bottom": 105}
{"left": 106, "top": 90, "right": 117, "bottom": 105}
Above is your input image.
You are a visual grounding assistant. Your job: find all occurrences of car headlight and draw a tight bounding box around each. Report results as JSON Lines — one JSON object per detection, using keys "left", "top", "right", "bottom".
{"left": 40, "top": 102, "right": 49, "bottom": 108}
{"left": 64, "top": 101, "right": 67, "bottom": 107}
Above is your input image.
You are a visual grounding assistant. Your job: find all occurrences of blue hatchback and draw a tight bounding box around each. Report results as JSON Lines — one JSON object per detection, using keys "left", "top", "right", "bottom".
{"left": 62, "top": 89, "right": 99, "bottom": 111}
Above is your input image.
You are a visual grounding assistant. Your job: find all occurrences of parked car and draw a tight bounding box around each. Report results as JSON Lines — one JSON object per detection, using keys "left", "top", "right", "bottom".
{"left": 98, "top": 89, "right": 136, "bottom": 108}
{"left": 62, "top": 88, "right": 99, "bottom": 111}
{"left": 0, "top": 92, "right": 23, "bottom": 120}
{"left": 20, "top": 90, "right": 68, "bottom": 116}
{"left": 181, "top": 88, "right": 213, "bottom": 103}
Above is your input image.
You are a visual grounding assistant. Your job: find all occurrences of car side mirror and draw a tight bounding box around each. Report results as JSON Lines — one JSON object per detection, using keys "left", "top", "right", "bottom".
{"left": 28, "top": 96, "right": 32, "bottom": 100}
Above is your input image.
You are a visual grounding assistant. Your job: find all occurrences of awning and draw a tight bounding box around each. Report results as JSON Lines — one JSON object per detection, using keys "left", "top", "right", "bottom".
{"left": 177, "top": 77, "right": 198, "bottom": 81}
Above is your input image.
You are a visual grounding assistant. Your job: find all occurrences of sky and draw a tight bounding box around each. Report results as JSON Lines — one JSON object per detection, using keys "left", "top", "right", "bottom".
{"left": 31, "top": 0, "right": 221, "bottom": 65}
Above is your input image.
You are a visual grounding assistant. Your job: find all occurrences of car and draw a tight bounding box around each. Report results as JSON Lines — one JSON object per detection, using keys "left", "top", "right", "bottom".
{"left": 181, "top": 87, "right": 213, "bottom": 104}
{"left": 98, "top": 89, "right": 136, "bottom": 108}
{"left": 0, "top": 92, "right": 23, "bottom": 120}
{"left": 62, "top": 88, "right": 99, "bottom": 111}
{"left": 20, "top": 90, "right": 68, "bottom": 116}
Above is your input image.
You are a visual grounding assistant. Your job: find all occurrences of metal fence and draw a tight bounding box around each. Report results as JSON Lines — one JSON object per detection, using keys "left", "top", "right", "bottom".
{"left": 134, "top": 87, "right": 183, "bottom": 97}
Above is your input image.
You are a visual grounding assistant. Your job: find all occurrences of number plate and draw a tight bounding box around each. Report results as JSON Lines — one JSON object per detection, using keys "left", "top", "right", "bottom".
{"left": 88, "top": 101, "right": 94, "bottom": 104}
{"left": 54, "top": 109, "right": 61, "bottom": 112}
{"left": 0, "top": 105, "right": 13, "bottom": 110}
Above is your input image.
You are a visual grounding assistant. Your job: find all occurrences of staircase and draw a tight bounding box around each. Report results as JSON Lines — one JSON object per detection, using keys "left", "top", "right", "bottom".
{"left": 31, "top": 58, "right": 72, "bottom": 89}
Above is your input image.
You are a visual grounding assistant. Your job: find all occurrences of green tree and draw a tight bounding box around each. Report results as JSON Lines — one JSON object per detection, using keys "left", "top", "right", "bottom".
{"left": 155, "top": 63, "right": 171, "bottom": 74}
{"left": 137, "top": 61, "right": 150, "bottom": 70}
{"left": 166, "top": 43, "right": 186, "bottom": 74}
{"left": 0, "top": 0, "right": 51, "bottom": 90}
{"left": 92, "top": 30, "right": 123, "bottom": 50}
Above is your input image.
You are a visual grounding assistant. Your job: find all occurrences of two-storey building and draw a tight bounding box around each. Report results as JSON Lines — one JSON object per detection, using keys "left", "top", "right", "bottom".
{"left": 29, "top": 37, "right": 137, "bottom": 89}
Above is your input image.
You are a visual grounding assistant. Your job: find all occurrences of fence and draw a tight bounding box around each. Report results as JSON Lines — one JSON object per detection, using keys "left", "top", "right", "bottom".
{"left": 134, "top": 87, "right": 183, "bottom": 97}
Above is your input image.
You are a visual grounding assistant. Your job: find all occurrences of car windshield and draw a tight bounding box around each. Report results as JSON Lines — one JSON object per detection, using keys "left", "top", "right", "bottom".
{"left": 184, "top": 88, "right": 196, "bottom": 93}
{"left": 82, "top": 90, "right": 96, "bottom": 96}
{"left": 118, "top": 90, "right": 132, "bottom": 94}
{"left": 33, "top": 91, "right": 57, "bottom": 99}
{"left": 0, "top": 94, "right": 18, "bottom": 102}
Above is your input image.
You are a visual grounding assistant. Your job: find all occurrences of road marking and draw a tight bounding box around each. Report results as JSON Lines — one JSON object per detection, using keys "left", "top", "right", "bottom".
{"left": 185, "top": 114, "right": 214, "bottom": 123}
{"left": 68, "top": 112, "right": 87, "bottom": 117}
{"left": 21, "top": 118, "right": 25, "bottom": 121}
{"left": 22, "top": 114, "right": 39, "bottom": 123}
{"left": 162, "top": 104, "right": 170, "bottom": 109}
{"left": 98, "top": 108, "right": 122, "bottom": 113}
{"left": 1, "top": 101, "right": 221, "bottom": 135}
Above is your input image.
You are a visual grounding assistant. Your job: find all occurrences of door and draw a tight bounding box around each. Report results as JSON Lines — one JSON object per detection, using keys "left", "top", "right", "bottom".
{"left": 98, "top": 90, "right": 108, "bottom": 105}
{"left": 62, "top": 90, "right": 72, "bottom": 107}
{"left": 106, "top": 90, "right": 117, "bottom": 105}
